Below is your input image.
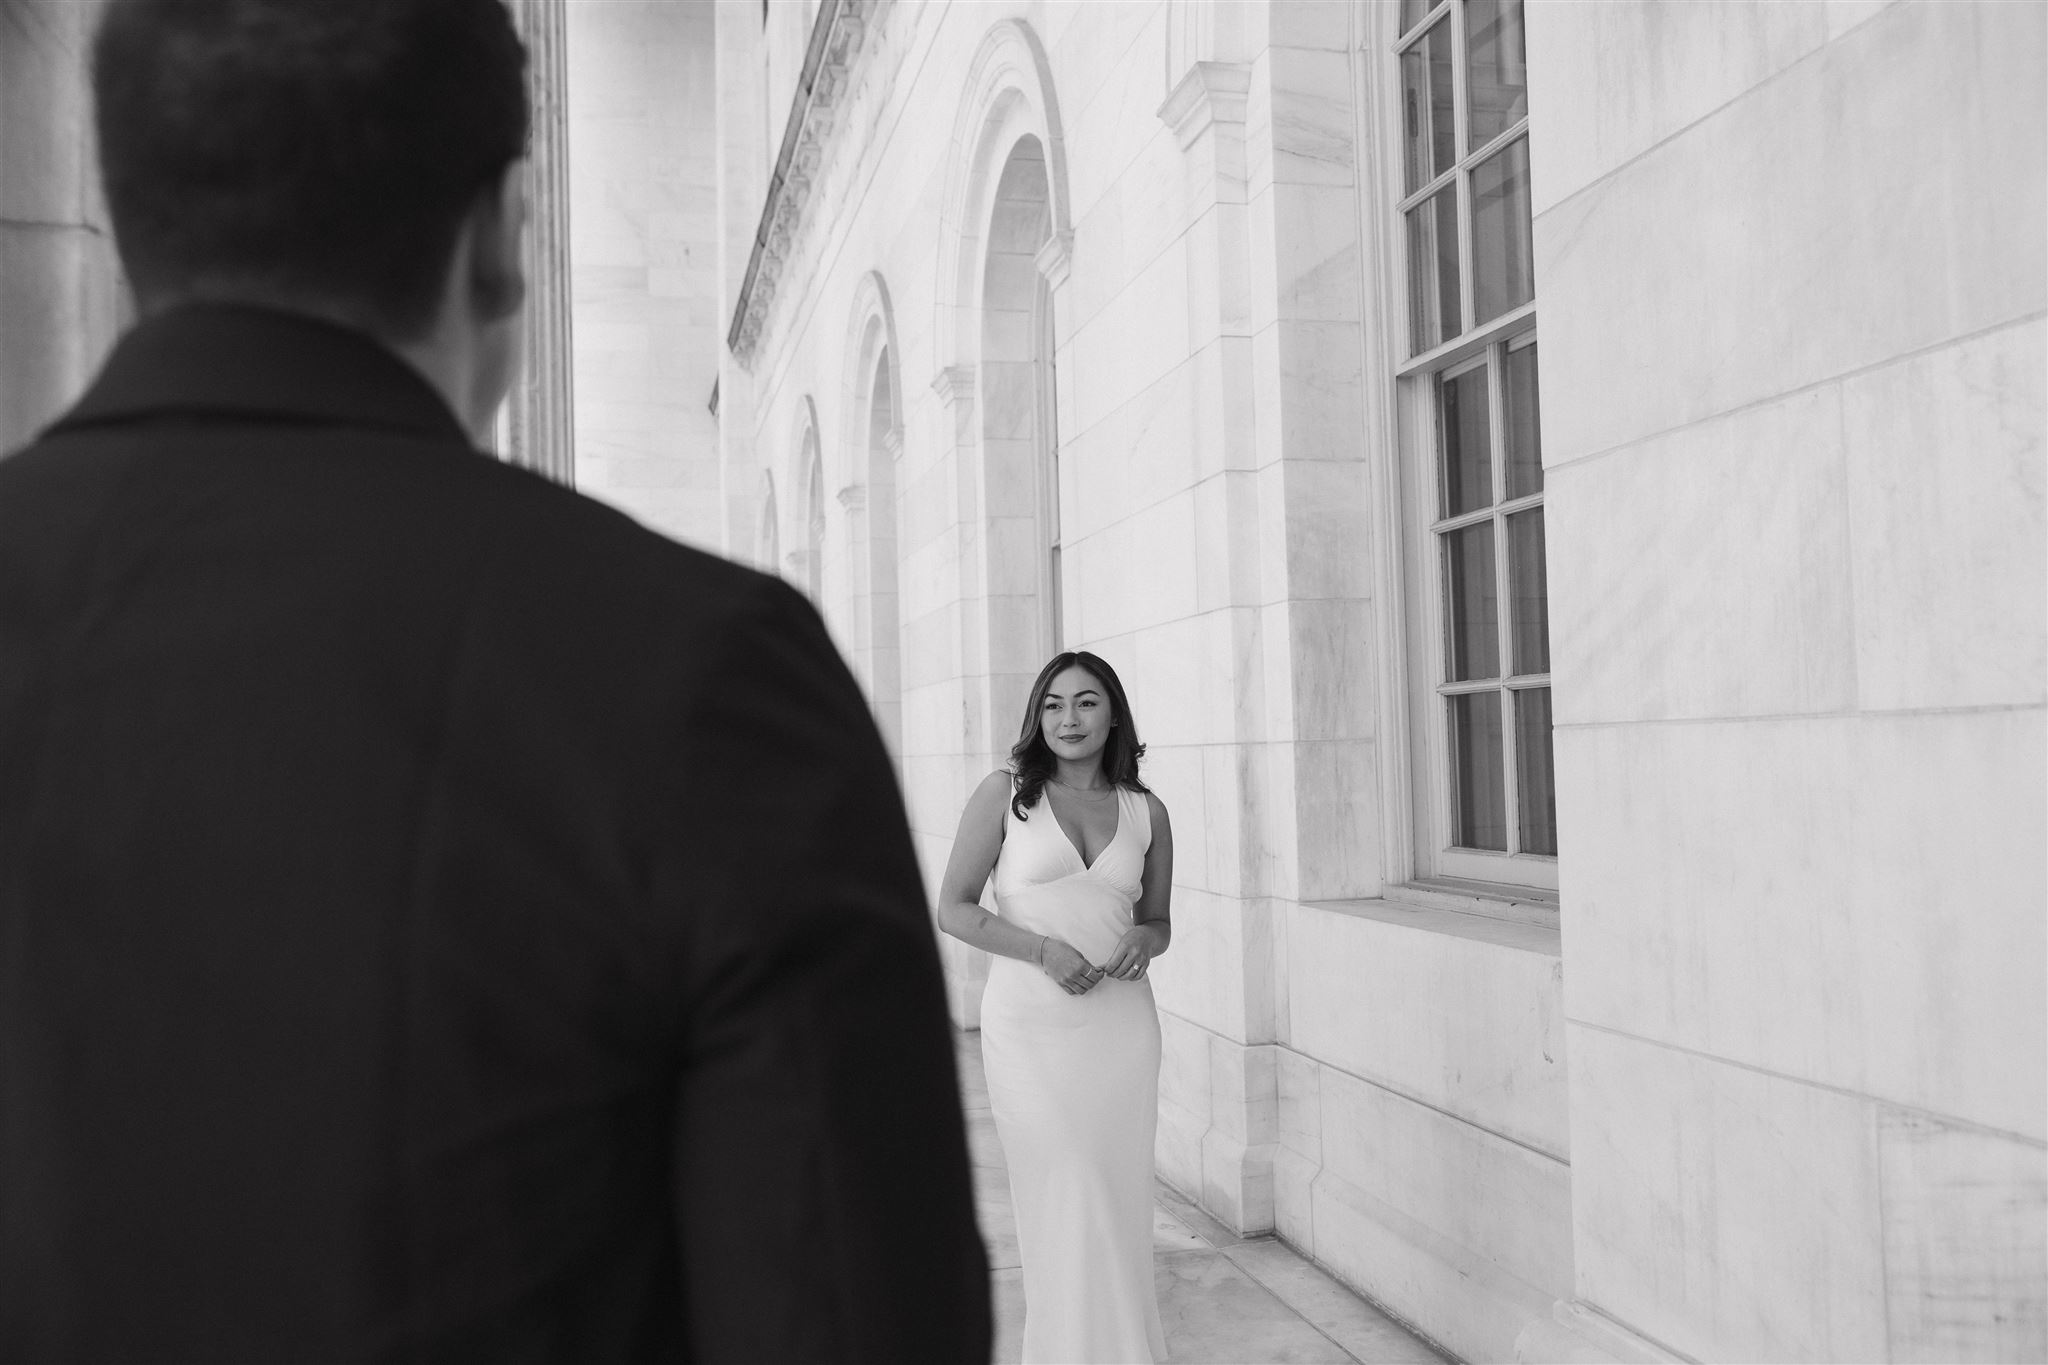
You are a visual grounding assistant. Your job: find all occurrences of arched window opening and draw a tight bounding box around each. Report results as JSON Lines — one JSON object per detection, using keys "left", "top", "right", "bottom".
{"left": 756, "top": 471, "right": 779, "bottom": 575}
{"left": 866, "top": 343, "right": 903, "bottom": 762}
{"left": 1033, "top": 272, "right": 1062, "bottom": 652}
{"left": 979, "top": 135, "right": 1059, "bottom": 663}
{"left": 803, "top": 428, "right": 825, "bottom": 603}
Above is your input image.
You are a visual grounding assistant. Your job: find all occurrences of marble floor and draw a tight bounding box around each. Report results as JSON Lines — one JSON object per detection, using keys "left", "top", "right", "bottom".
{"left": 954, "top": 1032, "right": 1453, "bottom": 1365}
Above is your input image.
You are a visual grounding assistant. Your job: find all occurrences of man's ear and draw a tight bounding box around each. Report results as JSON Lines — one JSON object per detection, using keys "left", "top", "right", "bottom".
{"left": 467, "top": 160, "right": 528, "bottom": 324}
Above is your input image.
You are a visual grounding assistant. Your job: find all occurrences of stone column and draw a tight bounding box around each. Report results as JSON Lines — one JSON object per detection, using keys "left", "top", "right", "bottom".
{"left": 1155, "top": 56, "right": 1286, "bottom": 1238}
{"left": 499, "top": 0, "right": 575, "bottom": 485}
{"left": 712, "top": 0, "right": 771, "bottom": 559}
{"left": 926, "top": 362, "right": 993, "bottom": 1030}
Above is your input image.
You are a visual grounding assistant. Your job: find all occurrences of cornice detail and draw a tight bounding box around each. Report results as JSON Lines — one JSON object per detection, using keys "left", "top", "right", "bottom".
{"left": 729, "top": 0, "right": 884, "bottom": 369}
{"left": 931, "top": 364, "right": 976, "bottom": 409}
{"left": 1157, "top": 60, "right": 1252, "bottom": 150}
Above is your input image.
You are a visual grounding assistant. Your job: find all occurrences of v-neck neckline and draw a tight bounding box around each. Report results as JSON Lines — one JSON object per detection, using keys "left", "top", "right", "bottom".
{"left": 1048, "top": 783, "right": 1121, "bottom": 872}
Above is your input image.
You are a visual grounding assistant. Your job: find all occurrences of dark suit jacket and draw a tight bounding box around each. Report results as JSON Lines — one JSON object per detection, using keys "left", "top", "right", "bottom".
{"left": 0, "top": 305, "right": 990, "bottom": 1364}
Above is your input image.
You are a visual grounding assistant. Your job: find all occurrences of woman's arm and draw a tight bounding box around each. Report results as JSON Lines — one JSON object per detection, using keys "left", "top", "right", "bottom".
{"left": 936, "top": 771, "right": 1102, "bottom": 994}
{"left": 1103, "top": 792, "right": 1173, "bottom": 980}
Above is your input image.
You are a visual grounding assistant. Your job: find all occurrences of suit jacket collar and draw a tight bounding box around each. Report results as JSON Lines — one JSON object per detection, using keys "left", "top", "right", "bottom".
{"left": 48, "top": 303, "right": 474, "bottom": 447}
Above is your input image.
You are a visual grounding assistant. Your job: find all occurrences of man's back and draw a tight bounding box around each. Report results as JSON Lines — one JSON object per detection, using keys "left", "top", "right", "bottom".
{"left": 0, "top": 307, "right": 990, "bottom": 1361}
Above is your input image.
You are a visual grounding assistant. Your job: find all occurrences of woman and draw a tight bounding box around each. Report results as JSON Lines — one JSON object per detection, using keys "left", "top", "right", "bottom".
{"left": 938, "top": 651, "right": 1173, "bottom": 1365}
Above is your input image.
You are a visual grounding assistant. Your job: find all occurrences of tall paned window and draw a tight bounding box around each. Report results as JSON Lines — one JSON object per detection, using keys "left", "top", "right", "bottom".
{"left": 1395, "top": 0, "right": 1553, "bottom": 888}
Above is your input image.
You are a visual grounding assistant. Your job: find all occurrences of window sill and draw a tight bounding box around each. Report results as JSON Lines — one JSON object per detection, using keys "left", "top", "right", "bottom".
{"left": 1302, "top": 881, "right": 1561, "bottom": 957}
{"left": 1397, "top": 877, "right": 1556, "bottom": 922}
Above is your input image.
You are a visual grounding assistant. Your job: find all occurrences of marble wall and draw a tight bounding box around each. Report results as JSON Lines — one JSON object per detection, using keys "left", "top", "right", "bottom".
{"left": 1531, "top": 0, "right": 2047, "bottom": 1359}
{"left": 0, "top": 0, "right": 123, "bottom": 456}
{"left": 713, "top": 3, "right": 1573, "bottom": 1361}
{"left": 713, "top": 1, "right": 2042, "bottom": 1362}
{"left": 566, "top": 0, "right": 726, "bottom": 551}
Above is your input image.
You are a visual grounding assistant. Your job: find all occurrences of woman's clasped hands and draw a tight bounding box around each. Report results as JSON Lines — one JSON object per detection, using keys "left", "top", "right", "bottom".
{"left": 1037, "top": 936, "right": 1104, "bottom": 995}
{"left": 1037, "top": 922, "right": 1167, "bottom": 995}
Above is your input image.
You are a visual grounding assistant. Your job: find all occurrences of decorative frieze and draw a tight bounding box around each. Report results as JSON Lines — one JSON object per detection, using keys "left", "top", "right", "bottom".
{"left": 728, "top": 0, "right": 885, "bottom": 369}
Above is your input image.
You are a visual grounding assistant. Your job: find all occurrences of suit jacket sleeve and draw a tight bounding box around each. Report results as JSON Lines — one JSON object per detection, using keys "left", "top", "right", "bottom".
{"left": 655, "top": 575, "right": 990, "bottom": 1364}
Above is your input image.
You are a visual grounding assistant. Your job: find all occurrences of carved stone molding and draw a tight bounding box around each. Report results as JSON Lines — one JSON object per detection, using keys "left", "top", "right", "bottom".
{"left": 881, "top": 428, "right": 905, "bottom": 462}
{"left": 930, "top": 364, "right": 975, "bottom": 410}
{"left": 1157, "top": 60, "right": 1252, "bottom": 150}
{"left": 836, "top": 482, "right": 867, "bottom": 511}
{"left": 728, "top": 0, "right": 886, "bottom": 369}
{"left": 499, "top": 0, "right": 576, "bottom": 485}
{"left": 1034, "top": 230, "right": 1075, "bottom": 290}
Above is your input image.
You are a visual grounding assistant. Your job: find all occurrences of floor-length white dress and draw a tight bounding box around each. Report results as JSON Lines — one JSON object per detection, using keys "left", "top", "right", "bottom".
{"left": 981, "top": 781, "right": 1167, "bottom": 1365}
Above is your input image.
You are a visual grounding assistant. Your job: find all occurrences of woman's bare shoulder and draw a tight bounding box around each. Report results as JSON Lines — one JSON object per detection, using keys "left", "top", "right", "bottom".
{"left": 964, "top": 769, "right": 1016, "bottom": 817}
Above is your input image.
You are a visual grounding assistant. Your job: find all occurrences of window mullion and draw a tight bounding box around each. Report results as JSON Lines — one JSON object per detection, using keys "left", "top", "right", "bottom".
{"left": 1451, "top": 0, "right": 1474, "bottom": 339}
{"left": 1397, "top": 0, "right": 1453, "bottom": 52}
{"left": 1429, "top": 506, "right": 1495, "bottom": 536}
{"left": 1438, "top": 677, "right": 1501, "bottom": 696}
{"left": 1467, "top": 117, "right": 1531, "bottom": 169}
{"left": 1396, "top": 165, "right": 1460, "bottom": 216}
{"left": 1396, "top": 300, "right": 1537, "bottom": 378}
{"left": 1487, "top": 343, "right": 1522, "bottom": 854}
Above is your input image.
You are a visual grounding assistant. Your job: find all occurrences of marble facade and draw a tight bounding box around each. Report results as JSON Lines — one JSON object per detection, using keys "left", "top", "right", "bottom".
{"left": 713, "top": 2, "right": 2044, "bottom": 1362}
{"left": 1530, "top": 1, "right": 2047, "bottom": 1360}
{"left": 564, "top": 0, "right": 725, "bottom": 546}
{"left": 0, "top": 1, "right": 2038, "bottom": 1361}
{"left": 0, "top": 0, "right": 123, "bottom": 456}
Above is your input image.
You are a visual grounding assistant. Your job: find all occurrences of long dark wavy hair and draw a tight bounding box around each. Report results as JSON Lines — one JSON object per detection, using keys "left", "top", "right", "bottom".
{"left": 1008, "top": 651, "right": 1149, "bottom": 820}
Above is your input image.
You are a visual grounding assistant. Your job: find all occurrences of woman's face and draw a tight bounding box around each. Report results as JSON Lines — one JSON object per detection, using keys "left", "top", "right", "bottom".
{"left": 1040, "top": 665, "right": 1114, "bottom": 766}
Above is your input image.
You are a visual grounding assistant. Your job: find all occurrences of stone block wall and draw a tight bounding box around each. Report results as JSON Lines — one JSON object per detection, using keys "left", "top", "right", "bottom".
{"left": 0, "top": 0, "right": 123, "bottom": 456}
{"left": 566, "top": 0, "right": 726, "bottom": 550}
{"left": 713, "top": 4, "right": 1579, "bottom": 1360}
{"left": 1530, "top": 1, "right": 2047, "bottom": 1359}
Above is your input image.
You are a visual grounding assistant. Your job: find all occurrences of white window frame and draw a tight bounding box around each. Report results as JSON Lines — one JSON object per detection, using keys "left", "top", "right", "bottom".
{"left": 1363, "top": 0, "right": 1556, "bottom": 899}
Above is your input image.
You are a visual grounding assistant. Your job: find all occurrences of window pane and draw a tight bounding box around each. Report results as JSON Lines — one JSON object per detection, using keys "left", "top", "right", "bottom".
{"left": 1507, "top": 506, "right": 1549, "bottom": 674}
{"left": 1464, "top": 0, "right": 1528, "bottom": 151}
{"left": 1400, "top": 20, "right": 1457, "bottom": 195}
{"left": 1405, "top": 187, "right": 1461, "bottom": 354}
{"left": 1442, "top": 523, "right": 1499, "bottom": 681}
{"left": 1401, "top": 0, "right": 1440, "bottom": 37}
{"left": 1450, "top": 691, "right": 1508, "bottom": 851}
{"left": 1472, "top": 137, "right": 1535, "bottom": 326}
{"left": 1439, "top": 364, "right": 1491, "bottom": 517}
{"left": 1504, "top": 339, "right": 1542, "bottom": 498}
{"left": 1515, "top": 686, "right": 1556, "bottom": 855}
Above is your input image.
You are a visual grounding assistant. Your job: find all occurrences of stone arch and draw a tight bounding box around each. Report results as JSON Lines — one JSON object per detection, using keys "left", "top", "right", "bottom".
{"left": 931, "top": 17, "right": 1074, "bottom": 769}
{"left": 840, "top": 272, "right": 907, "bottom": 763}
{"left": 785, "top": 396, "right": 824, "bottom": 602}
{"left": 934, "top": 19, "right": 1072, "bottom": 377}
{"left": 980, "top": 140, "right": 1063, "bottom": 662}
{"left": 927, "top": 17, "right": 1074, "bottom": 1028}
{"left": 755, "top": 468, "right": 780, "bottom": 575}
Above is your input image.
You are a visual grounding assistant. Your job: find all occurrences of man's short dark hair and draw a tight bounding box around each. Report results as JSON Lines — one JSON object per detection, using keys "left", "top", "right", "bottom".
{"left": 93, "top": 0, "right": 530, "bottom": 338}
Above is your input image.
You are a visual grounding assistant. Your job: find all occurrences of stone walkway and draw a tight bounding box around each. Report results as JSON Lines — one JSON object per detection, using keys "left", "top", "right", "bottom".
{"left": 955, "top": 1032, "right": 1453, "bottom": 1365}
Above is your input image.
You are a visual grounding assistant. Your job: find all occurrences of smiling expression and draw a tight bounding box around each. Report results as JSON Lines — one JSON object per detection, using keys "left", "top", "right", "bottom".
{"left": 1040, "top": 665, "right": 1113, "bottom": 766}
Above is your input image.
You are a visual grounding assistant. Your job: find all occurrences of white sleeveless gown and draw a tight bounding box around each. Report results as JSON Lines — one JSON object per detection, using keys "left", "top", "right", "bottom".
{"left": 982, "top": 783, "right": 1167, "bottom": 1365}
